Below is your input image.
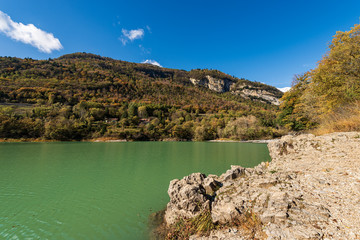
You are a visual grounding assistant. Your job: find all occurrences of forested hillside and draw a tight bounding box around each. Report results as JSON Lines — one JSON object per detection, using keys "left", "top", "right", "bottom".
{"left": 0, "top": 53, "right": 284, "bottom": 141}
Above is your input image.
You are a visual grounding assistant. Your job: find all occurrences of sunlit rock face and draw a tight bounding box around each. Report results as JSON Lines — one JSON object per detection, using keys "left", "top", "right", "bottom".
{"left": 190, "top": 75, "right": 234, "bottom": 93}
{"left": 189, "top": 75, "right": 281, "bottom": 105}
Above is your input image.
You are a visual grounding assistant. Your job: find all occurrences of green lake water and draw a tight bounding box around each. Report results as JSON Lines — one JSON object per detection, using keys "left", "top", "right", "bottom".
{"left": 0, "top": 142, "right": 270, "bottom": 239}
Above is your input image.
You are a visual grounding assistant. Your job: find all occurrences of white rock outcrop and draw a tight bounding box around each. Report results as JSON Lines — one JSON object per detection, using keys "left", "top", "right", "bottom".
{"left": 189, "top": 75, "right": 233, "bottom": 93}
{"left": 189, "top": 75, "right": 281, "bottom": 105}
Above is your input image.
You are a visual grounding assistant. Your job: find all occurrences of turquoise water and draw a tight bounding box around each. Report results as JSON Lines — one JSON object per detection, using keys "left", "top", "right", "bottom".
{"left": 0, "top": 142, "right": 270, "bottom": 239}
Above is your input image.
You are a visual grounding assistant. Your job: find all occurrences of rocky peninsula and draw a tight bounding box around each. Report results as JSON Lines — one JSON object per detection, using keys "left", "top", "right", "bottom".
{"left": 159, "top": 132, "right": 360, "bottom": 239}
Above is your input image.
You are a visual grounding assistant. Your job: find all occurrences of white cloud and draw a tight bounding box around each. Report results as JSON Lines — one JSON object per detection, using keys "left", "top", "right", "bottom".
{"left": 142, "top": 59, "right": 162, "bottom": 67}
{"left": 0, "top": 11, "right": 62, "bottom": 53}
{"left": 139, "top": 44, "right": 150, "bottom": 54}
{"left": 278, "top": 87, "right": 291, "bottom": 92}
{"left": 120, "top": 37, "right": 127, "bottom": 45}
{"left": 120, "top": 28, "right": 144, "bottom": 45}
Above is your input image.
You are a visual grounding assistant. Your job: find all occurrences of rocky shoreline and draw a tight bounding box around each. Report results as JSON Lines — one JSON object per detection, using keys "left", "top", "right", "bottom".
{"left": 159, "top": 132, "right": 360, "bottom": 239}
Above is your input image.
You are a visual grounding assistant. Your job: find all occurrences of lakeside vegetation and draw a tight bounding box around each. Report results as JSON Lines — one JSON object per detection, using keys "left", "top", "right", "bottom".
{"left": 0, "top": 53, "right": 285, "bottom": 141}
{"left": 278, "top": 22, "right": 360, "bottom": 134}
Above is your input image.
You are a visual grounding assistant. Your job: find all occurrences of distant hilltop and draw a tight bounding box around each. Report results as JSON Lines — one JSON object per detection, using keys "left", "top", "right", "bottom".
{"left": 0, "top": 52, "right": 283, "bottom": 106}
{"left": 60, "top": 52, "right": 284, "bottom": 105}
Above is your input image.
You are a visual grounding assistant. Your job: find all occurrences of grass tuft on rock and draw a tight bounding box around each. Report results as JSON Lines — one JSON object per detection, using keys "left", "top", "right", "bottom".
{"left": 164, "top": 210, "right": 216, "bottom": 240}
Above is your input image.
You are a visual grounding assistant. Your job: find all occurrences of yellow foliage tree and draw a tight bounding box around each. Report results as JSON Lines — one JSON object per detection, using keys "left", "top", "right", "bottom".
{"left": 279, "top": 22, "right": 360, "bottom": 131}
{"left": 308, "top": 23, "right": 360, "bottom": 114}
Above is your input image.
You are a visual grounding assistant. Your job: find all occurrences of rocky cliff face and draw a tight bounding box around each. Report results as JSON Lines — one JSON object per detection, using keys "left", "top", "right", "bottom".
{"left": 230, "top": 84, "right": 281, "bottom": 105}
{"left": 189, "top": 75, "right": 234, "bottom": 93}
{"left": 189, "top": 75, "right": 281, "bottom": 105}
{"left": 162, "top": 132, "right": 360, "bottom": 239}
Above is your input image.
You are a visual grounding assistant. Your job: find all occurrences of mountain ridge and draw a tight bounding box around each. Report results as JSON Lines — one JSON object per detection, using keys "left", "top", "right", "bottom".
{"left": 56, "top": 52, "right": 283, "bottom": 105}
{"left": 0, "top": 52, "right": 285, "bottom": 141}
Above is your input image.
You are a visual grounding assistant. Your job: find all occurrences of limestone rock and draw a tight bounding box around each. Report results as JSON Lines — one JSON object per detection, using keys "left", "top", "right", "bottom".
{"left": 165, "top": 173, "right": 210, "bottom": 225}
{"left": 163, "top": 132, "right": 360, "bottom": 239}
{"left": 231, "top": 87, "right": 281, "bottom": 105}
{"left": 190, "top": 75, "right": 234, "bottom": 93}
{"left": 219, "top": 165, "right": 245, "bottom": 181}
{"left": 189, "top": 75, "right": 282, "bottom": 105}
{"left": 203, "top": 176, "right": 221, "bottom": 196}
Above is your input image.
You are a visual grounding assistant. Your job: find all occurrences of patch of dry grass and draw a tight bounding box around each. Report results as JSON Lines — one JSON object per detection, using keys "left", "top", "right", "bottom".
{"left": 164, "top": 210, "right": 216, "bottom": 240}
{"left": 152, "top": 209, "right": 267, "bottom": 240}
{"left": 229, "top": 210, "right": 267, "bottom": 240}
{"left": 312, "top": 101, "right": 360, "bottom": 135}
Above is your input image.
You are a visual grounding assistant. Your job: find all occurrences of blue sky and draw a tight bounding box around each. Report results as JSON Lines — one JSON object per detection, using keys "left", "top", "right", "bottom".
{"left": 1, "top": 0, "right": 360, "bottom": 88}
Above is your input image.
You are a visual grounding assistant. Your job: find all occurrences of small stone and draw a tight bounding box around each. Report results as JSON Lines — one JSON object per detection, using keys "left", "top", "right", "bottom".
{"left": 220, "top": 166, "right": 245, "bottom": 181}
{"left": 203, "top": 177, "right": 222, "bottom": 195}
